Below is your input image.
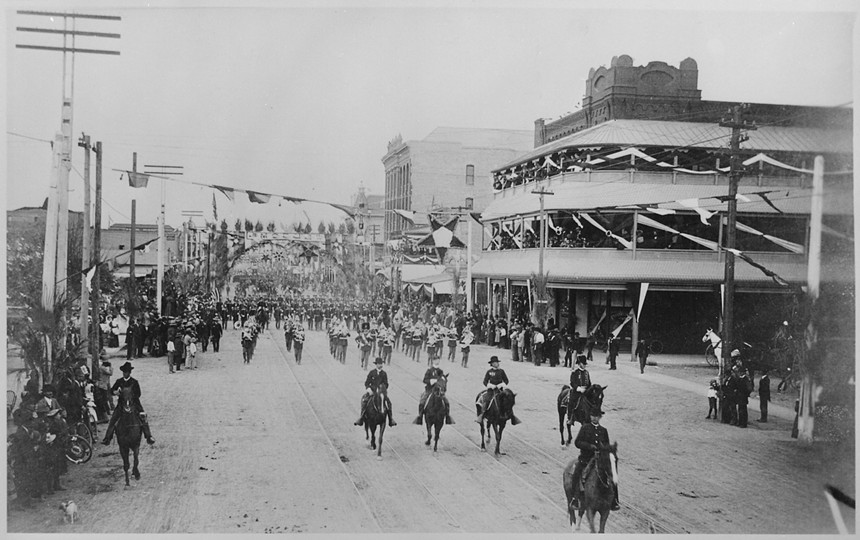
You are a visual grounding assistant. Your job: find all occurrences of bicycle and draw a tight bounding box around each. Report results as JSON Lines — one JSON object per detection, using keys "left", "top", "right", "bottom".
{"left": 704, "top": 343, "right": 718, "bottom": 366}
{"left": 648, "top": 339, "right": 664, "bottom": 355}
{"left": 64, "top": 433, "right": 93, "bottom": 464}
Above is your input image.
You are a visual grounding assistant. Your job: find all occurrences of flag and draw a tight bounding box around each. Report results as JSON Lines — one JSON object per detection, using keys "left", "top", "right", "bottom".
{"left": 330, "top": 203, "right": 356, "bottom": 218}
{"left": 214, "top": 185, "right": 235, "bottom": 202}
{"left": 247, "top": 191, "right": 271, "bottom": 204}
{"left": 128, "top": 171, "right": 150, "bottom": 188}
{"left": 469, "top": 212, "right": 483, "bottom": 224}
{"left": 393, "top": 209, "right": 416, "bottom": 223}
{"left": 677, "top": 198, "right": 716, "bottom": 225}
{"left": 85, "top": 266, "right": 96, "bottom": 293}
{"left": 212, "top": 192, "right": 218, "bottom": 221}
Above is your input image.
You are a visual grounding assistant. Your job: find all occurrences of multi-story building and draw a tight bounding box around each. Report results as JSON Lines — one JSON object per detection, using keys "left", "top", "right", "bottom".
{"left": 102, "top": 223, "right": 180, "bottom": 277}
{"left": 470, "top": 56, "right": 853, "bottom": 366}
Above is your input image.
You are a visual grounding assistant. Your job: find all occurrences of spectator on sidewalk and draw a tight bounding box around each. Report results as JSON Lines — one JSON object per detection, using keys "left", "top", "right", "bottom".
{"left": 607, "top": 336, "right": 620, "bottom": 371}
{"left": 706, "top": 379, "right": 718, "bottom": 419}
{"left": 635, "top": 338, "right": 649, "bottom": 374}
{"left": 757, "top": 370, "right": 771, "bottom": 422}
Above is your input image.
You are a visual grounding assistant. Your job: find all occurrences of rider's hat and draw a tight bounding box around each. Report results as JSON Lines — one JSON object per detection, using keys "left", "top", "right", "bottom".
{"left": 373, "top": 357, "right": 384, "bottom": 365}
{"left": 488, "top": 356, "right": 500, "bottom": 364}
{"left": 590, "top": 407, "right": 605, "bottom": 416}
{"left": 575, "top": 355, "right": 587, "bottom": 366}
{"left": 119, "top": 361, "right": 134, "bottom": 372}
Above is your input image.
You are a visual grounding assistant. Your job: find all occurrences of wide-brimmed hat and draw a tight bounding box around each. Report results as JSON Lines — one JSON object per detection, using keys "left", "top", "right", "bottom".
{"left": 590, "top": 408, "right": 605, "bottom": 416}
{"left": 119, "top": 361, "right": 134, "bottom": 372}
{"left": 488, "top": 356, "right": 500, "bottom": 365}
{"left": 373, "top": 357, "right": 384, "bottom": 365}
{"left": 575, "top": 355, "right": 588, "bottom": 366}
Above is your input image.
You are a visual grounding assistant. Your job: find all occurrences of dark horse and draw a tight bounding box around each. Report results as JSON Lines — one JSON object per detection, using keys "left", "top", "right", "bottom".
{"left": 362, "top": 383, "right": 389, "bottom": 460}
{"left": 114, "top": 387, "right": 143, "bottom": 486}
{"left": 476, "top": 387, "right": 520, "bottom": 456}
{"left": 563, "top": 442, "right": 619, "bottom": 533}
{"left": 558, "top": 384, "right": 606, "bottom": 446}
{"left": 422, "top": 376, "right": 449, "bottom": 452}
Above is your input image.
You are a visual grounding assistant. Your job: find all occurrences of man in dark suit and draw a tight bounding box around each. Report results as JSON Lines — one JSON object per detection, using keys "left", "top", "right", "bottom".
{"left": 607, "top": 336, "right": 620, "bottom": 370}
{"left": 476, "top": 356, "right": 520, "bottom": 424}
{"left": 413, "top": 356, "right": 454, "bottom": 425}
{"left": 102, "top": 362, "right": 155, "bottom": 445}
{"left": 355, "top": 358, "right": 396, "bottom": 427}
{"left": 757, "top": 370, "right": 771, "bottom": 422}
{"left": 570, "top": 408, "right": 620, "bottom": 511}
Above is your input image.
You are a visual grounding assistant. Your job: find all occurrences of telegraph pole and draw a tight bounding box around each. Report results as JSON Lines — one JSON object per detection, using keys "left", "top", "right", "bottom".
{"left": 532, "top": 188, "right": 554, "bottom": 327}
{"left": 128, "top": 153, "right": 137, "bottom": 322}
{"left": 144, "top": 164, "right": 183, "bottom": 315}
{"left": 92, "top": 141, "right": 103, "bottom": 359}
{"left": 719, "top": 104, "right": 756, "bottom": 381}
{"left": 77, "top": 133, "right": 91, "bottom": 361}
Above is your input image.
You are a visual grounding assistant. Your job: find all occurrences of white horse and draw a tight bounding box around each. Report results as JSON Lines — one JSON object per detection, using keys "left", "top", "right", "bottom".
{"left": 702, "top": 328, "right": 722, "bottom": 363}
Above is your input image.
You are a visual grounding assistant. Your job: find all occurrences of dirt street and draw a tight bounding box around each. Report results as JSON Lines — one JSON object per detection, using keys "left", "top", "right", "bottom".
{"left": 6, "top": 326, "right": 855, "bottom": 534}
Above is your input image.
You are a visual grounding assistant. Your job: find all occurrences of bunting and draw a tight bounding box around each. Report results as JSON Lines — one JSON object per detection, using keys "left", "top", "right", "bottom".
{"left": 581, "top": 213, "right": 632, "bottom": 249}
{"left": 248, "top": 191, "right": 271, "bottom": 204}
{"left": 736, "top": 221, "right": 804, "bottom": 253}
{"left": 393, "top": 209, "right": 416, "bottom": 223}
{"left": 214, "top": 185, "right": 236, "bottom": 202}
{"left": 677, "top": 198, "right": 716, "bottom": 225}
{"left": 417, "top": 215, "right": 465, "bottom": 261}
{"left": 636, "top": 215, "right": 719, "bottom": 251}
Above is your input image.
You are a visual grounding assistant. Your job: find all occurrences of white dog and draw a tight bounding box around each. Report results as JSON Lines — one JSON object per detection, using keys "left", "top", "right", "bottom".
{"left": 60, "top": 500, "right": 78, "bottom": 524}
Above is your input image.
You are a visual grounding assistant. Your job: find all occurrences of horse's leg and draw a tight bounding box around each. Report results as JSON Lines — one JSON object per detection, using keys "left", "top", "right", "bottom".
{"left": 599, "top": 509, "right": 610, "bottom": 533}
{"left": 479, "top": 416, "right": 487, "bottom": 452}
{"left": 575, "top": 509, "right": 584, "bottom": 531}
{"left": 119, "top": 444, "right": 130, "bottom": 486}
{"left": 494, "top": 423, "right": 504, "bottom": 456}
{"left": 433, "top": 422, "right": 440, "bottom": 452}
{"left": 376, "top": 423, "right": 384, "bottom": 460}
{"left": 425, "top": 420, "right": 432, "bottom": 446}
{"left": 558, "top": 409, "right": 566, "bottom": 446}
{"left": 132, "top": 443, "right": 140, "bottom": 480}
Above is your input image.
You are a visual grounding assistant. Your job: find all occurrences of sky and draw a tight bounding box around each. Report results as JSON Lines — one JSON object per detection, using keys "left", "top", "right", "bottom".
{"left": 3, "top": 0, "right": 857, "bottom": 231}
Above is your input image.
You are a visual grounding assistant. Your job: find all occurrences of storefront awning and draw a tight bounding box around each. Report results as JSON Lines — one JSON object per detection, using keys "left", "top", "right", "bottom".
{"left": 469, "top": 249, "right": 831, "bottom": 289}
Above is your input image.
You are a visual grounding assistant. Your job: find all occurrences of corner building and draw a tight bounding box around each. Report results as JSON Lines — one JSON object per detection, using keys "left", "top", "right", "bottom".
{"left": 470, "top": 56, "right": 853, "bottom": 367}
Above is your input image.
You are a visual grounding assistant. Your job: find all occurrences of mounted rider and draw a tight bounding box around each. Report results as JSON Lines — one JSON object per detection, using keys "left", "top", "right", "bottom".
{"left": 475, "top": 356, "right": 520, "bottom": 424}
{"left": 413, "top": 356, "right": 455, "bottom": 425}
{"left": 354, "top": 357, "right": 397, "bottom": 427}
{"left": 102, "top": 362, "right": 155, "bottom": 445}
{"left": 570, "top": 407, "right": 620, "bottom": 511}
{"left": 567, "top": 355, "right": 592, "bottom": 425}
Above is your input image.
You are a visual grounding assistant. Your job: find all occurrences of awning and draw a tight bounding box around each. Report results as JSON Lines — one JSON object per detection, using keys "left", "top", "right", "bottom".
{"left": 481, "top": 177, "right": 853, "bottom": 220}
{"left": 402, "top": 270, "right": 458, "bottom": 295}
{"left": 400, "top": 263, "right": 447, "bottom": 282}
{"left": 468, "top": 249, "right": 830, "bottom": 288}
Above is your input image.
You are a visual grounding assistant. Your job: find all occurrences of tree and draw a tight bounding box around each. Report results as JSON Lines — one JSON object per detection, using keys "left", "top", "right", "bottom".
{"left": 327, "top": 222, "right": 336, "bottom": 234}
{"left": 318, "top": 221, "right": 327, "bottom": 234}
{"left": 220, "top": 219, "right": 229, "bottom": 232}
{"left": 254, "top": 220, "right": 264, "bottom": 232}
{"left": 293, "top": 222, "right": 302, "bottom": 233}
{"left": 244, "top": 219, "right": 254, "bottom": 232}
{"left": 338, "top": 223, "right": 346, "bottom": 234}
{"left": 267, "top": 221, "right": 276, "bottom": 232}
{"left": 304, "top": 223, "right": 312, "bottom": 234}
{"left": 530, "top": 271, "right": 550, "bottom": 328}
{"left": 234, "top": 218, "right": 242, "bottom": 232}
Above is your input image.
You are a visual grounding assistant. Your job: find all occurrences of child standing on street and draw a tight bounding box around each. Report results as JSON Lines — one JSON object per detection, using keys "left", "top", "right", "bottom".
{"left": 706, "top": 379, "right": 719, "bottom": 419}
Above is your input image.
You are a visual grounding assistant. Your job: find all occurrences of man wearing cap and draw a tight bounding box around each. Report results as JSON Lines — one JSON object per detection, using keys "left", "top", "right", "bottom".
{"left": 475, "top": 356, "right": 509, "bottom": 423}
{"left": 102, "top": 362, "right": 155, "bottom": 445}
{"left": 413, "top": 356, "right": 454, "bottom": 425}
{"left": 354, "top": 357, "right": 397, "bottom": 427}
{"left": 570, "top": 408, "right": 620, "bottom": 511}
{"left": 567, "top": 355, "right": 592, "bottom": 426}
{"left": 356, "top": 323, "right": 373, "bottom": 370}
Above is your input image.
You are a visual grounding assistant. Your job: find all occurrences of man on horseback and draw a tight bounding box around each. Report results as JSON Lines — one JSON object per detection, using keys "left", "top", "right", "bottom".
{"left": 102, "top": 362, "right": 155, "bottom": 445}
{"left": 567, "top": 355, "right": 592, "bottom": 426}
{"left": 413, "top": 356, "right": 454, "bottom": 425}
{"left": 354, "top": 358, "right": 397, "bottom": 427}
{"left": 571, "top": 408, "right": 619, "bottom": 511}
{"left": 476, "top": 356, "right": 519, "bottom": 424}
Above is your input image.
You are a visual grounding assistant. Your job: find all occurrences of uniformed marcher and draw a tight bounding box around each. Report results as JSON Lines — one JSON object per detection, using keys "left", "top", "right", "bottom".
{"left": 413, "top": 356, "right": 454, "bottom": 425}
{"left": 102, "top": 362, "right": 155, "bottom": 445}
{"left": 567, "top": 355, "right": 592, "bottom": 425}
{"left": 354, "top": 357, "right": 397, "bottom": 427}
{"left": 570, "top": 408, "right": 620, "bottom": 511}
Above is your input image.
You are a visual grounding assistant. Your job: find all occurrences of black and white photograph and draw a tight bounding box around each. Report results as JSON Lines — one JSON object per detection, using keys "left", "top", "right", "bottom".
{"left": 4, "top": 0, "right": 857, "bottom": 535}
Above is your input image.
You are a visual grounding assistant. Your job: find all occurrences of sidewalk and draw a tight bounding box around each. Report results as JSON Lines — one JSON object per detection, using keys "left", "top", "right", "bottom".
{"left": 469, "top": 344, "right": 796, "bottom": 421}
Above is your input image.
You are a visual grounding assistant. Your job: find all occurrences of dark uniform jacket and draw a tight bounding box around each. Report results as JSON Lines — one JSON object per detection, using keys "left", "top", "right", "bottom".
{"left": 111, "top": 376, "right": 144, "bottom": 412}
{"left": 364, "top": 368, "right": 389, "bottom": 392}
{"left": 423, "top": 367, "right": 445, "bottom": 390}
{"left": 574, "top": 422, "right": 610, "bottom": 461}
{"left": 759, "top": 374, "right": 770, "bottom": 401}
{"left": 570, "top": 368, "right": 592, "bottom": 391}
{"left": 483, "top": 367, "right": 509, "bottom": 387}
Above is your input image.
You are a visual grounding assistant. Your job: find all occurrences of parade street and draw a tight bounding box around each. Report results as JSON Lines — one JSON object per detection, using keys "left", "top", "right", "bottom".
{"left": 7, "top": 325, "right": 854, "bottom": 534}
